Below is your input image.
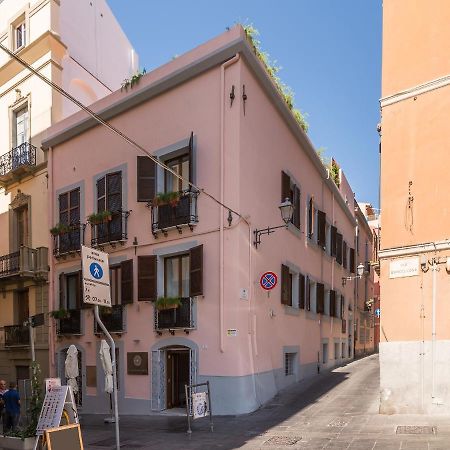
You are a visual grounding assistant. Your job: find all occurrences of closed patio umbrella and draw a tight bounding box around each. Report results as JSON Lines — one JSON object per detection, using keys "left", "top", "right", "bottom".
{"left": 65, "top": 344, "right": 79, "bottom": 395}
{"left": 99, "top": 339, "right": 114, "bottom": 394}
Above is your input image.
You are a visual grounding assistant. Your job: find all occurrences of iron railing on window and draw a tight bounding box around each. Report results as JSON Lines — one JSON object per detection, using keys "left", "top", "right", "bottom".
{"left": 0, "top": 143, "right": 36, "bottom": 177}
{"left": 57, "top": 309, "right": 82, "bottom": 335}
{"left": 53, "top": 223, "right": 85, "bottom": 257}
{"left": 151, "top": 190, "right": 198, "bottom": 236}
{"left": 5, "top": 325, "right": 29, "bottom": 346}
{"left": 155, "top": 297, "right": 194, "bottom": 331}
{"left": 91, "top": 210, "right": 129, "bottom": 247}
{"left": 94, "top": 305, "right": 125, "bottom": 334}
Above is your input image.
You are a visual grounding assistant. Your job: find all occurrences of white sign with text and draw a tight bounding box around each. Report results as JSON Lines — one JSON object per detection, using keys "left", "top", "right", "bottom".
{"left": 81, "top": 246, "right": 111, "bottom": 306}
{"left": 389, "top": 257, "right": 419, "bottom": 279}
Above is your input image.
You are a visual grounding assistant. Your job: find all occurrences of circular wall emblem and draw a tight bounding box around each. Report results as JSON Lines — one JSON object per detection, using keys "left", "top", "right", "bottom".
{"left": 133, "top": 355, "right": 142, "bottom": 367}
{"left": 260, "top": 272, "right": 278, "bottom": 291}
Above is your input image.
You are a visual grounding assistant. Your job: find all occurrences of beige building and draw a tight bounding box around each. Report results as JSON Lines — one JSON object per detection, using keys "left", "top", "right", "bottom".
{"left": 0, "top": 0, "right": 137, "bottom": 384}
{"left": 380, "top": 0, "right": 450, "bottom": 414}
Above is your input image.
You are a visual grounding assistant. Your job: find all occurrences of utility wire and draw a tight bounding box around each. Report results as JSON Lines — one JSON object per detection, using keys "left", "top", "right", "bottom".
{"left": 0, "top": 42, "right": 246, "bottom": 222}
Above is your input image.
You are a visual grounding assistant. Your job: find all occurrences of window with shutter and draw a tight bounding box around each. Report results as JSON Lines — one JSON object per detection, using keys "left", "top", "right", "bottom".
{"left": 331, "top": 226, "right": 337, "bottom": 257}
{"left": 120, "top": 259, "right": 133, "bottom": 304}
{"left": 349, "top": 248, "right": 355, "bottom": 273}
{"left": 281, "top": 171, "right": 300, "bottom": 230}
{"left": 317, "top": 210, "right": 326, "bottom": 249}
{"left": 299, "top": 274, "right": 305, "bottom": 309}
{"left": 316, "top": 283, "right": 324, "bottom": 314}
{"left": 138, "top": 256, "right": 157, "bottom": 301}
{"left": 306, "top": 276, "right": 311, "bottom": 311}
{"left": 189, "top": 245, "right": 203, "bottom": 297}
{"left": 336, "top": 233, "right": 343, "bottom": 265}
{"left": 330, "top": 290, "right": 336, "bottom": 317}
{"left": 341, "top": 295, "right": 345, "bottom": 318}
{"left": 281, "top": 264, "right": 290, "bottom": 305}
{"left": 137, "top": 157, "right": 156, "bottom": 202}
{"left": 293, "top": 185, "right": 300, "bottom": 229}
{"left": 343, "top": 241, "right": 348, "bottom": 269}
{"left": 308, "top": 198, "right": 314, "bottom": 239}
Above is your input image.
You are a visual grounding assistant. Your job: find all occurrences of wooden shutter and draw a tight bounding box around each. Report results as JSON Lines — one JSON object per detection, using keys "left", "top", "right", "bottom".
{"left": 121, "top": 259, "right": 134, "bottom": 304}
{"left": 137, "top": 156, "right": 156, "bottom": 202}
{"left": 281, "top": 264, "right": 290, "bottom": 305}
{"left": 341, "top": 295, "right": 345, "bottom": 318}
{"left": 317, "top": 283, "right": 324, "bottom": 314}
{"left": 317, "top": 210, "right": 326, "bottom": 248}
{"left": 138, "top": 255, "right": 157, "bottom": 301}
{"left": 336, "top": 233, "right": 343, "bottom": 265}
{"left": 331, "top": 226, "right": 337, "bottom": 257}
{"left": 306, "top": 276, "right": 311, "bottom": 311}
{"left": 293, "top": 185, "right": 300, "bottom": 229}
{"left": 308, "top": 198, "right": 314, "bottom": 238}
{"left": 343, "top": 241, "right": 348, "bottom": 269}
{"left": 349, "top": 248, "right": 355, "bottom": 273}
{"left": 299, "top": 273, "right": 305, "bottom": 309}
{"left": 189, "top": 245, "right": 203, "bottom": 297}
{"left": 59, "top": 272, "right": 65, "bottom": 309}
{"left": 281, "top": 171, "right": 290, "bottom": 202}
{"left": 97, "top": 176, "right": 106, "bottom": 212}
{"left": 107, "top": 172, "right": 122, "bottom": 212}
{"left": 330, "top": 290, "right": 336, "bottom": 317}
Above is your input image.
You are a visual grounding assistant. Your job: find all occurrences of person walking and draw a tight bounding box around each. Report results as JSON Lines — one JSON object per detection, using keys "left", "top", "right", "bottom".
{"left": 3, "top": 382, "right": 20, "bottom": 433}
{"left": 0, "top": 380, "right": 8, "bottom": 433}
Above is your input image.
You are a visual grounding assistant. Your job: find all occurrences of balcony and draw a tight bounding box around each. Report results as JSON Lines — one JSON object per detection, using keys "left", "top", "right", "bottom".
{"left": 53, "top": 223, "right": 85, "bottom": 258}
{"left": 0, "top": 143, "right": 37, "bottom": 187}
{"left": 155, "top": 297, "right": 194, "bottom": 334}
{"left": 94, "top": 305, "right": 125, "bottom": 334}
{"left": 57, "top": 309, "right": 82, "bottom": 335}
{"left": 151, "top": 190, "right": 198, "bottom": 237}
{"left": 0, "top": 247, "right": 48, "bottom": 282}
{"left": 91, "top": 210, "right": 130, "bottom": 247}
{"left": 5, "top": 325, "right": 29, "bottom": 347}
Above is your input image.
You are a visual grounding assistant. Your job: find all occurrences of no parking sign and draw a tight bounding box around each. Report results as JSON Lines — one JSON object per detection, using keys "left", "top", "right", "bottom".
{"left": 260, "top": 271, "right": 278, "bottom": 291}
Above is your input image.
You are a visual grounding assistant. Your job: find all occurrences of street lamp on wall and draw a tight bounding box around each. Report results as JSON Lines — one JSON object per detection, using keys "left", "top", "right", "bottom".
{"left": 254, "top": 198, "right": 294, "bottom": 248}
{"left": 342, "top": 263, "right": 365, "bottom": 286}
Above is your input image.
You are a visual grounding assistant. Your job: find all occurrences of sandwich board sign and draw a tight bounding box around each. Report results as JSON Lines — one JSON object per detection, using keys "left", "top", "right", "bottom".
{"left": 36, "top": 385, "right": 78, "bottom": 436}
{"left": 81, "top": 246, "right": 111, "bottom": 307}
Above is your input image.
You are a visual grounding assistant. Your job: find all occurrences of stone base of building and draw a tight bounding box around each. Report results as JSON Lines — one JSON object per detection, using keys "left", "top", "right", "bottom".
{"left": 380, "top": 340, "right": 450, "bottom": 415}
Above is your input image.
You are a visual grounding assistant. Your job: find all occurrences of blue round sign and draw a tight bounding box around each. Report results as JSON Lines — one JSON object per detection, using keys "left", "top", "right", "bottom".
{"left": 89, "top": 262, "right": 103, "bottom": 280}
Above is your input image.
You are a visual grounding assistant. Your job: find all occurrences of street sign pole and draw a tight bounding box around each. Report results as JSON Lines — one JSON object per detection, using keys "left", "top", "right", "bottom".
{"left": 94, "top": 306, "right": 120, "bottom": 450}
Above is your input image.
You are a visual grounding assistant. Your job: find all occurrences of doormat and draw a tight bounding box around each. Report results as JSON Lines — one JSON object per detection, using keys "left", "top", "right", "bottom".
{"left": 264, "top": 436, "right": 301, "bottom": 446}
{"left": 396, "top": 426, "right": 437, "bottom": 435}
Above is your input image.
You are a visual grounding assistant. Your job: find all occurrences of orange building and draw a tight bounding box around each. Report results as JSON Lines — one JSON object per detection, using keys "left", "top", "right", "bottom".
{"left": 379, "top": 0, "right": 450, "bottom": 414}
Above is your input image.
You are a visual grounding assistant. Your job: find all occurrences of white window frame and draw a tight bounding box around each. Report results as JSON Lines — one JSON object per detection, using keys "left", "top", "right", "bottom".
{"left": 14, "top": 20, "right": 26, "bottom": 51}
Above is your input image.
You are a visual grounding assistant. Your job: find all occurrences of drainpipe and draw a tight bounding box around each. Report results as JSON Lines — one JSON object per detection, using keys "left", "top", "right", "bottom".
{"left": 431, "top": 257, "right": 438, "bottom": 402}
{"left": 48, "top": 146, "right": 55, "bottom": 373}
{"left": 220, "top": 53, "right": 240, "bottom": 353}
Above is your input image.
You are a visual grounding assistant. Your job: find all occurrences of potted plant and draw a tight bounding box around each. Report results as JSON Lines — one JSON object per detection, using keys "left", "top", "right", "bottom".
{"left": 88, "top": 210, "right": 112, "bottom": 225}
{"left": 49, "top": 223, "right": 70, "bottom": 236}
{"left": 152, "top": 191, "right": 181, "bottom": 207}
{"left": 155, "top": 296, "right": 182, "bottom": 311}
{"left": 50, "top": 309, "right": 71, "bottom": 320}
{"left": 0, "top": 362, "right": 43, "bottom": 449}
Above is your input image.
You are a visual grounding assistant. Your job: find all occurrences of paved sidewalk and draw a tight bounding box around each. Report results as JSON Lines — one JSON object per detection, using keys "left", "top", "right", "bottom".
{"left": 80, "top": 355, "right": 450, "bottom": 449}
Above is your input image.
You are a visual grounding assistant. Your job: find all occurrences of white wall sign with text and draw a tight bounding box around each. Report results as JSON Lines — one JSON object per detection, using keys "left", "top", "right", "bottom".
{"left": 81, "top": 246, "right": 111, "bottom": 306}
{"left": 389, "top": 257, "right": 419, "bottom": 279}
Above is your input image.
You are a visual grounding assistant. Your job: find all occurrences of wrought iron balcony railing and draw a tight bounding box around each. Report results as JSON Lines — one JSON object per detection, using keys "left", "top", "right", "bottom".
{"left": 151, "top": 190, "right": 198, "bottom": 237}
{"left": 53, "top": 223, "right": 85, "bottom": 257}
{"left": 57, "top": 309, "right": 82, "bottom": 335}
{"left": 0, "top": 143, "right": 37, "bottom": 185}
{"left": 5, "top": 325, "right": 29, "bottom": 346}
{"left": 154, "top": 297, "right": 194, "bottom": 332}
{"left": 0, "top": 247, "right": 48, "bottom": 281}
{"left": 91, "top": 210, "right": 129, "bottom": 247}
{"left": 94, "top": 305, "right": 125, "bottom": 334}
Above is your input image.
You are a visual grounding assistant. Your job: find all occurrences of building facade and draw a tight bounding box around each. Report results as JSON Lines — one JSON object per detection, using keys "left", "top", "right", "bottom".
{"left": 42, "top": 26, "right": 372, "bottom": 415}
{"left": 0, "top": 0, "right": 137, "bottom": 385}
{"left": 380, "top": 0, "right": 450, "bottom": 414}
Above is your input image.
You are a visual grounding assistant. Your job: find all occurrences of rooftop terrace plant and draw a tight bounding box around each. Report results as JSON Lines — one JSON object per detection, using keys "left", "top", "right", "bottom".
{"left": 242, "top": 24, "right": 308, "bottom": 133}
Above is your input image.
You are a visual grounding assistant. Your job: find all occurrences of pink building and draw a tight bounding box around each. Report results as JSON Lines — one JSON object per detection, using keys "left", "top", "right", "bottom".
{"left": 42, "top": 26, "right": 366, "bottom": 415}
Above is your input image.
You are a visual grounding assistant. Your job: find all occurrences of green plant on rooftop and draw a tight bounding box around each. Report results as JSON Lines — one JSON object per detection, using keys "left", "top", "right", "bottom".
{"left": 121, "top": 68, "right": 147, "bottom": 91}
{"left": 242, "top": 24, "right": 308, "bottom": 133}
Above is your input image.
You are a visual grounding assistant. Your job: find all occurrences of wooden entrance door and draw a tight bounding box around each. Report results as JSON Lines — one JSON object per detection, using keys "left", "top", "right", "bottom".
{"left": 166, "top": 349, "right": 189, "bottom": 409}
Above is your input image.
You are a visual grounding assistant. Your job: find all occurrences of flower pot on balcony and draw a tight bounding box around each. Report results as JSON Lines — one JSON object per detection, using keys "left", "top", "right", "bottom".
{"left": 50, "top": 223, "right": 71, "bottom": 236}
{"left": 153, "top": 191, "right": 180, "bottom": 207}
{"left": 88, "top": 210, "right": 112, "bottom": 225}
{"left": 50, "top": 309, "right": 71, "bottom": 320}
{"left": 155, "top": 296, "right": 182, "bottom": 311}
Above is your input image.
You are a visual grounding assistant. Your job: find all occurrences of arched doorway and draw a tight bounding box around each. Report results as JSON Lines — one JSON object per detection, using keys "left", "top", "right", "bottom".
{"left": 151, "top": 339, "right": 198, "bottom": 411}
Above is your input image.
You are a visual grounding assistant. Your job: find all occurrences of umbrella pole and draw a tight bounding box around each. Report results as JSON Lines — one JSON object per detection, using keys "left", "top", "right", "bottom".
{"left": 95, "top": 305, "right": 120, "bottom": 450}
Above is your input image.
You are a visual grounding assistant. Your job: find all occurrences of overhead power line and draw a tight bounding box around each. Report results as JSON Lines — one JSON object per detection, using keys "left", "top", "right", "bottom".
{"left": 0, "top": 42, "right": 246, "bottom": 222}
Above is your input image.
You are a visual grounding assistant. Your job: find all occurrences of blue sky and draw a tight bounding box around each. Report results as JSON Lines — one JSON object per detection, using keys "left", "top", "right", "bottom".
{"left": 108, "top": 0, "right": 382, "bottom": 208}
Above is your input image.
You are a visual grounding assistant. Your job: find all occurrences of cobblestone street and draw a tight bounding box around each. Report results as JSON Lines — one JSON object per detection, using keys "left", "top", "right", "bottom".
{"left": 81, "top": 354, "right": 450, "bottom": 449}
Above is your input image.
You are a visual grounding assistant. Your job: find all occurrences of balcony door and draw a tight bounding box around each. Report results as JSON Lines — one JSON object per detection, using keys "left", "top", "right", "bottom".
{"left": 164, "top": 154, "right": 190, "bottom": 193}
{"left": 17, "top": 290, "right": 29, "bottom": 326}
{"left": 16, "top": 205, "right": 28, "bottom": 249}
{"left": 12, "top": 107, "right": 29, "bottom": 168}
{"left": 97, "top": 172, "right": 122, "bottom": 243}
{"left": 166, "top": 348, "right": 189, "bottom": 409}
